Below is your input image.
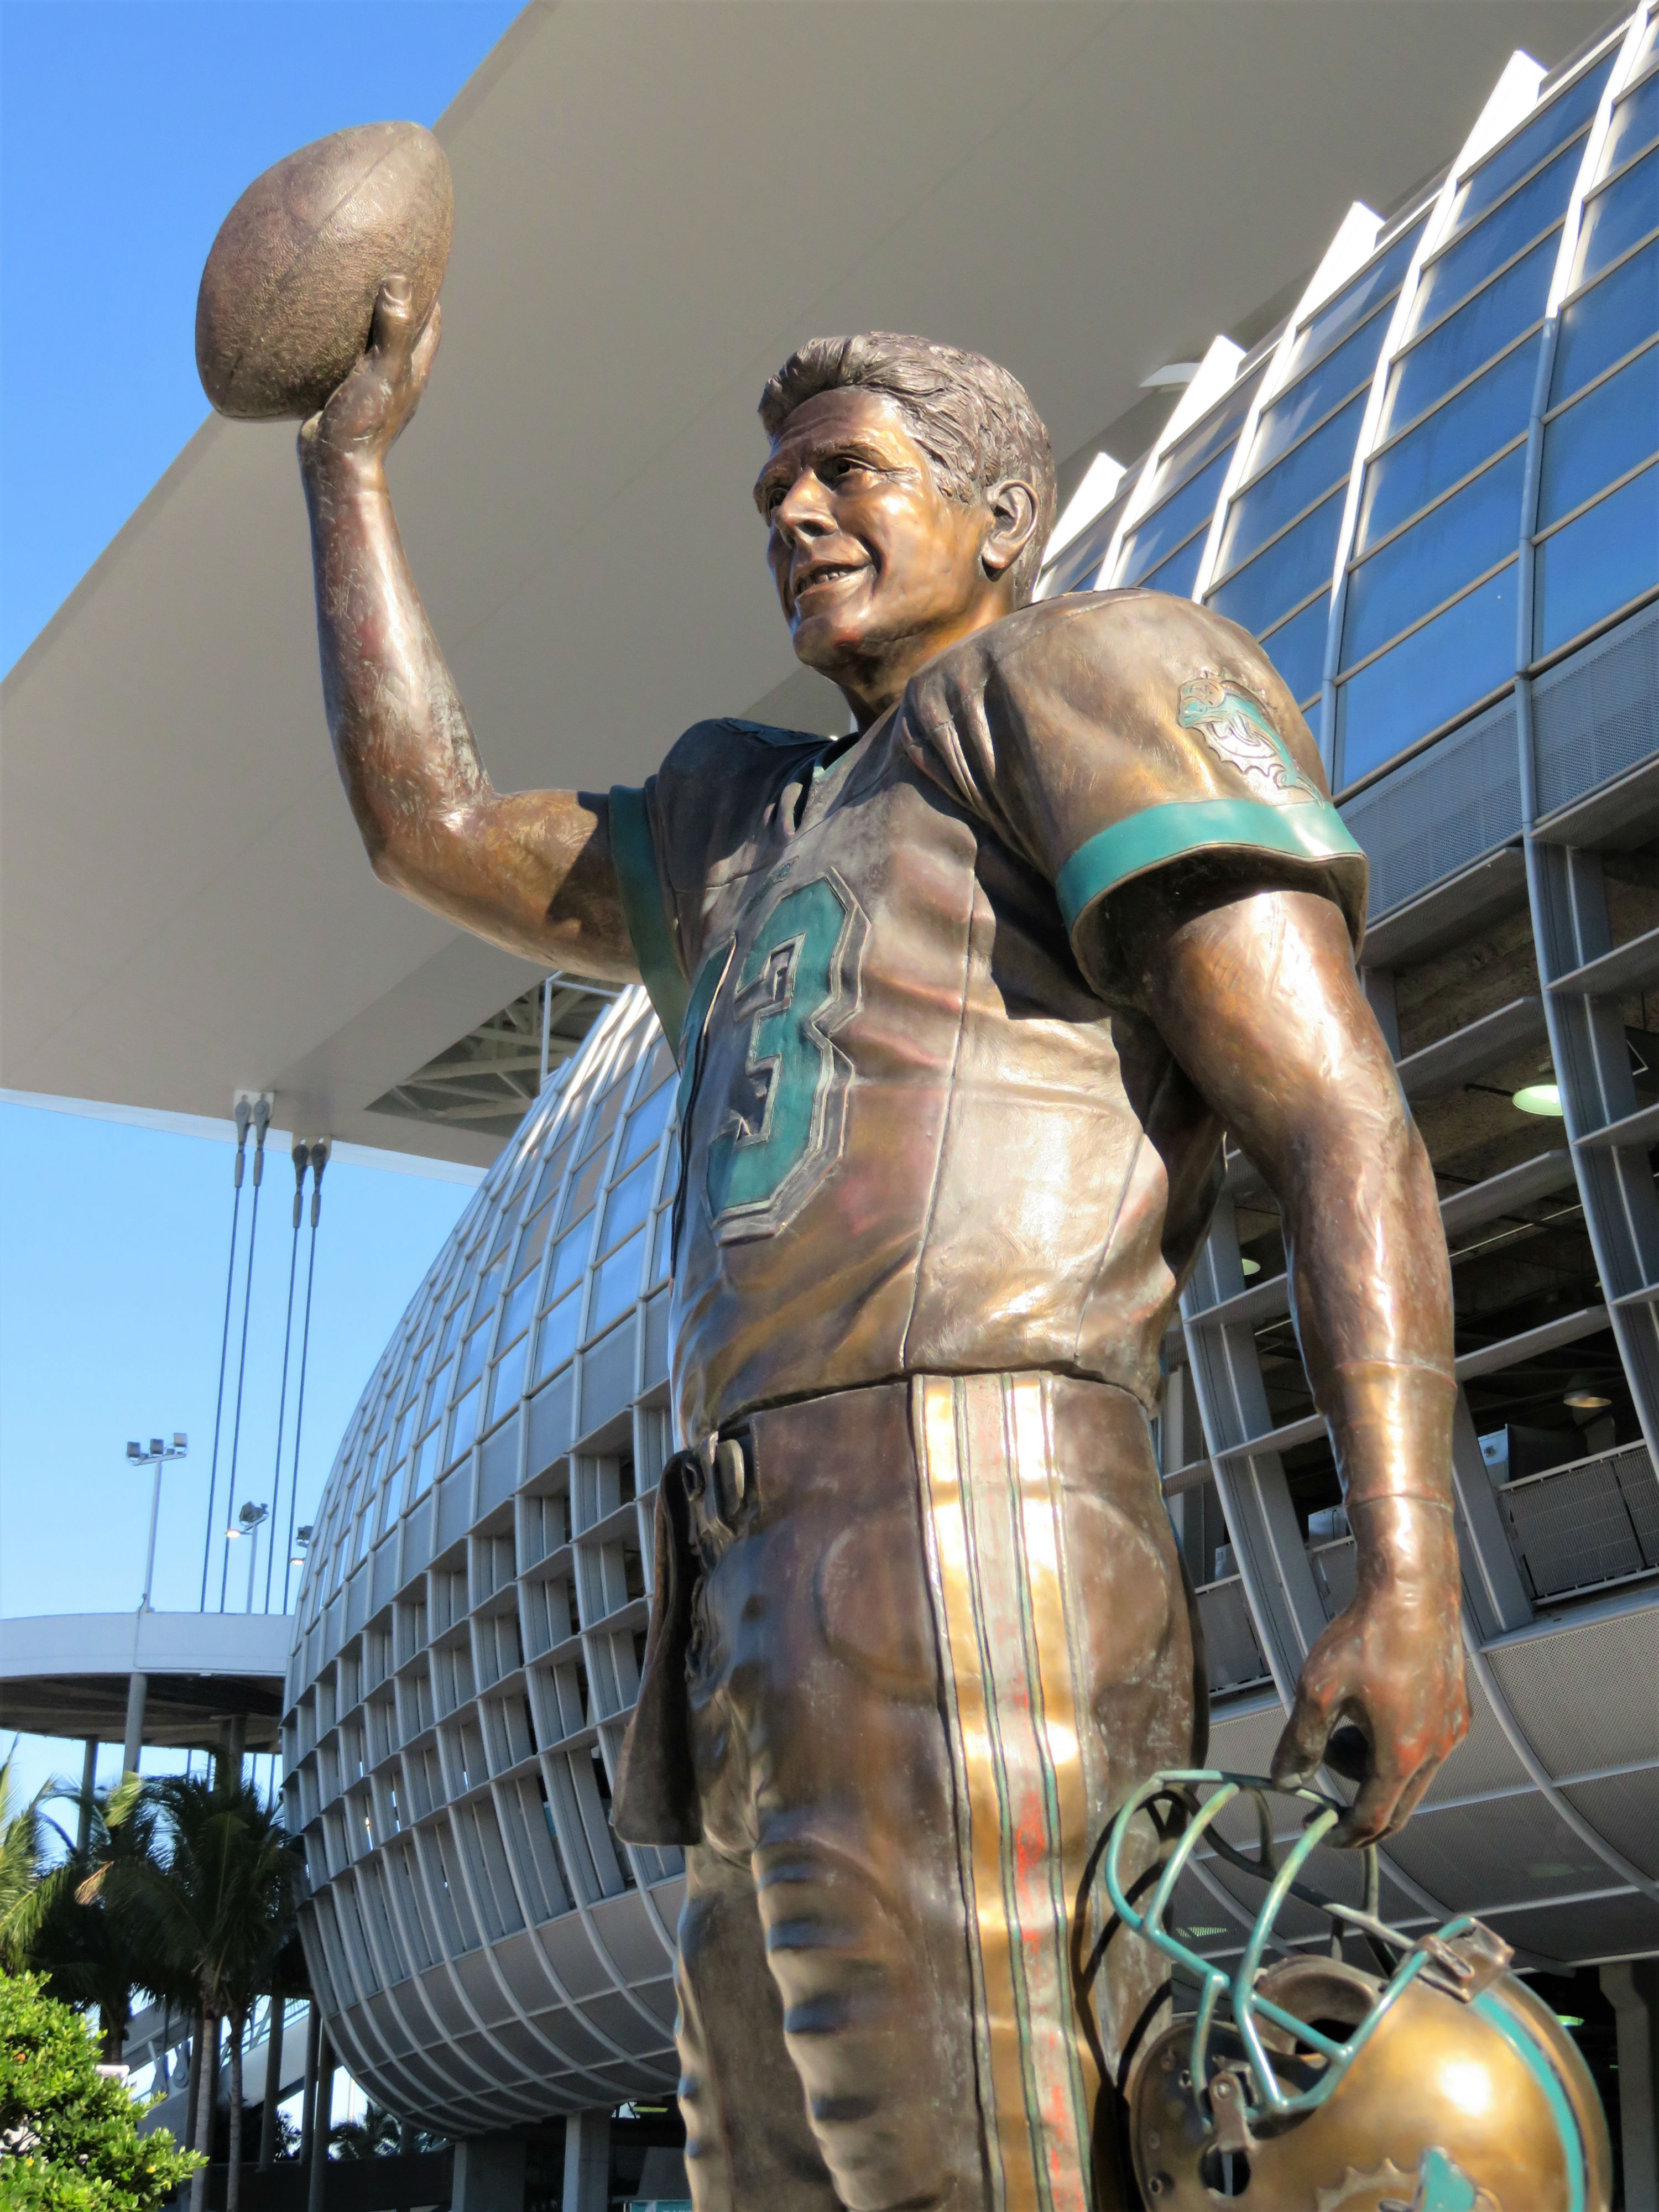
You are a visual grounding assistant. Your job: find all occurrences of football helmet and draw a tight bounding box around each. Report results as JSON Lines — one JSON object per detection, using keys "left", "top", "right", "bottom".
{"left": 1101, "top": 1770, "right": 1612, "bottom": 2212}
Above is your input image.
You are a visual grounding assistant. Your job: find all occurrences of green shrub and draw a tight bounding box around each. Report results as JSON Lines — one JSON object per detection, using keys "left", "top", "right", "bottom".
{"left": 0, "top": 1970, "right": 202, "bottom": 2210}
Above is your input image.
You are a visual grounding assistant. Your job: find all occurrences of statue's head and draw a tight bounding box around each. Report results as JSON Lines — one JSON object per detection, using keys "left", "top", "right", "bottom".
{"left": 755, "top": 333, "right": 1057, "bottom": 727}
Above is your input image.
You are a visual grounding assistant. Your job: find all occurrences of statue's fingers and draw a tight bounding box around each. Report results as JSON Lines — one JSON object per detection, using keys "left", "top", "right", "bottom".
{"left": 1374, "top": 1757, "right": 1439, "bottom": 1843}
{"left": 1270, "top": 1674, "right": 1337, "bottom": 1792}
{"left": 409, "top": 301, "right": 442, "bottom": 389}
{"left": 1330, "top": 1747, "right": 1407, "bottom": 1848}
{"left": 369, "top": 275, "right": 416, "bottom": 362}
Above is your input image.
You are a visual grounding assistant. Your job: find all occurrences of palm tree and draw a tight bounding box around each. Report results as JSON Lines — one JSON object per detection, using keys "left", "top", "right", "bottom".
{"left": 123, "top": 1771, "right": 300, "bottom": 2212}
{"left": 0, "top": 1743, "right": 52, "bottom": 1969}
{"left": 331, "top": 2101, "right": 404, "bottom": 2159}
{"left": 36, "top": 1771, "right": 170, "bottom": 2062}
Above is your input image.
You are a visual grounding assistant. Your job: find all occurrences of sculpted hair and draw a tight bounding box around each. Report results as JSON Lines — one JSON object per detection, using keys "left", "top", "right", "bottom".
{"left": 759, "top": 332, "right": 1058, "bottom": 604}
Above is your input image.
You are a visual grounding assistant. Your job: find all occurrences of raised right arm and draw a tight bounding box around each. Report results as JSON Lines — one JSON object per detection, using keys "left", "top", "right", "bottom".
{"left": 297, "top": 279, "right": 641, "bottom": 984}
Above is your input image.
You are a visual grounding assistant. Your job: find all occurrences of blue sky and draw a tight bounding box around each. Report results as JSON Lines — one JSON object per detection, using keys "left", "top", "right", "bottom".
{"left": 1, "top": 0, "right": 521, "bottom": 1807}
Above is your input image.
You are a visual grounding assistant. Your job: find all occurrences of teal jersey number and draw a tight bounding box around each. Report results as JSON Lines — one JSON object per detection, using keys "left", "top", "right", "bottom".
{"left": 699, "top": 872, "right": 866, "bottom": 1244}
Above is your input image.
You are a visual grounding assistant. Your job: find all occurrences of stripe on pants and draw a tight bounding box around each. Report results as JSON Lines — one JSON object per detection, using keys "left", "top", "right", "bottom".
{"left": 914, "top": 1373, "right": 1097, "bottom": 2212}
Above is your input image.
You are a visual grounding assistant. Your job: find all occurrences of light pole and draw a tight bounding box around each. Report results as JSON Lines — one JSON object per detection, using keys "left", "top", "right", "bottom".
{"left": 127, "top": 1433, "right": 188, "bottom": 1613}
{"left": 228, "top": 1500, "right": 269, "bottom": 1611}
{"left": 122, "top": 1432, "right": 186, "bottom": 1776}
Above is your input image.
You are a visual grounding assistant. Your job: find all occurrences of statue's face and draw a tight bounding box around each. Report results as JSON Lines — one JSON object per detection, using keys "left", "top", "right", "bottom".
{"left": 755, "top": 387, "right": 1000, "bottom": 709}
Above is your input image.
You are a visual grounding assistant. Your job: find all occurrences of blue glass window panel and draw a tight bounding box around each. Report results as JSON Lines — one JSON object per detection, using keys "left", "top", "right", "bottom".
{"left": 589, "top": 1229, "right": 645, "bottom": 1337}
{"left": 457, "top": 1317, "right": 491, "bottom": 1392}
{"left": 1450, "top": 54, "right": 1615, "bottom": 236}
{"left": 408, "top": 1425, "right": 439, "bottom": 1503}
{"left": 528, "top": 1137, "right": 571, "bottom": 1218}
{"left": 1137, "top": 531, "right": 1206, "bottom": 602}
{"left": 533, "top": 1291, "right": 579, "bottom": 1386}
{"left": 599, "top": 1154, "right": 655, "bottom": 1253}
{"left": 1254, "top": 305, "right": 1395, "bottom": 476}
{"left": 1414, "top": 138, "right": 1585, "bottom": 332}
{"left": 422, "top": 1357, "right": 453, "bottom": 1426}
{"left": 1120, "top": 451, "right": 1231, "bottom": 586}
{"left": 510, "top": 1203, "right": 550, "bottom": 1290}
{"left": 1210, "top": 489, "right": 1344, "bottom": 639}
{"left": 1041, "top": 499, "right": 1123, "bottom": 598}
{"left": 1344, "top": 446, "right": 1524, "bottom": 667}
{"left": 1358, "top": 335, "right": 1539, "bottom": 553}
{"left": 1574, "top": 143, "right": 1659, "bottom": 288}
{"left": 497, "top": 1267, "right": 538, "bottom": 1354}
{"left": 546, "top": 1217, "right": 593, "bottom": 1306}
{"left": 447, "top": 1384, "right": 479, "bottom": 1466}
{"left": 1155, "top": 364, "right": 1266, "bottom": 503}
{"left": 559, "top": 1145, "right": 606, "bottom": 1230}
{"left": 1553, "top": 233, "right": 1659, "bottom": 400}
{"left": 437, "top": 1302, "right": 466, "bottom": 1360}
{"left": 1284, "top": 223, "right": 1425, "bottom": 388}
{"left": 1261, "top": 592, "right": 1331, "bottom": 707}
{"left": 1384, "top": 232, "right": 1557, "bottom": 435}
{"left": 649, "top": 1206, "right": 673, "bottom": 1286}
{"left": 1338, "top": 566, "right": 1515, "bottom": 785}
{"left": 1603, "top": 68, "right": 1659, "bottom": 178}
{"left": 487, "top": 1334, "right": 528, "bottom": 1424}
{"left": 1218, "top": 394, "right": 1366, "bottom": 577}
{"left": 1539, "top": 340, "right": 1659, "bottom": 525}
{"left": 1535, "top": 459, "right": 1659, "bottom": 656}
{"left": 618, "top": 1079, "right": 672, "bottom": 1175}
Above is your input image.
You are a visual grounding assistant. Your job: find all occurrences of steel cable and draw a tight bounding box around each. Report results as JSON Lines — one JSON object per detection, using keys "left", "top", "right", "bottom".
{"left": 218, "top": 1098, "right": 270, "bottom": 1609}
{"left": 199, "top": 1100, "right": 252, "bottom": 1609}
{"left": 281, "top": 1142, "right": 330, "bottom": 1617}
{"left": 263, "top": 1142, "right": 310, "bottom": 1614}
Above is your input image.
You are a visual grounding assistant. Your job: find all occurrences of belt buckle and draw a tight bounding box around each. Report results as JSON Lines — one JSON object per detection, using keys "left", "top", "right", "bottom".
{"left": 683, "top": 1431, "right": 749, "bottom": 1558}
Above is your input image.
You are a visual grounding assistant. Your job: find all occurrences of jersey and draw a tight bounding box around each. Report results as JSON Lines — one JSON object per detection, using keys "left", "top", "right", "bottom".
{"left": 608, "top": 589, "right": 1367, "bottom": 1446}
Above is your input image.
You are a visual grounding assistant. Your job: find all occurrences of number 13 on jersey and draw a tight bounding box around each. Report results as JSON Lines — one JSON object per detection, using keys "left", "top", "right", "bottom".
{"left": 688, "top": 871, "right": 868, "bottom": 1245}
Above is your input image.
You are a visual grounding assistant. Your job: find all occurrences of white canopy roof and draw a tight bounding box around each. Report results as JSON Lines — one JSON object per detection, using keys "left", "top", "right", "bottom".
{"left": 2, "top": 0, "right": 1611, "bottom": 1164}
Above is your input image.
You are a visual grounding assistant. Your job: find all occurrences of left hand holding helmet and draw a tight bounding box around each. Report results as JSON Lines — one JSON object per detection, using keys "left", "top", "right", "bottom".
{"left": 1271, "top": 1492, "right": 1472, "bottom": 1846}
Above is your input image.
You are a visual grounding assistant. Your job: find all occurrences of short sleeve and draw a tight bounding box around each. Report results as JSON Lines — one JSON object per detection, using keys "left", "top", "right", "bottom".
{"left": 610, "top": 718, "right": 826, "bottom": 1056}
{"left": 899, "top": 592, "right": 1367, "bottom": 995}
{"left": 608, "top": 782, "right": 687, "bottom": 1042}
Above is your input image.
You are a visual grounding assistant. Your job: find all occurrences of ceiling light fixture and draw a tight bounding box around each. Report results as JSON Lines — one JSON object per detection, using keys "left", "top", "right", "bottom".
{"left": 1563, "top": 1373, "right": 1612, "bottom": 1411}
{"left": 1512, "top": 1082, "right": 1564, "bottom": 1117}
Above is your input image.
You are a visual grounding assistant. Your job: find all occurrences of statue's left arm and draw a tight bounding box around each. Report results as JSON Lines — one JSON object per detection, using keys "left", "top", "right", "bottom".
{"left": 1114, "top": 868, "right": 1469, "bottom": 1846}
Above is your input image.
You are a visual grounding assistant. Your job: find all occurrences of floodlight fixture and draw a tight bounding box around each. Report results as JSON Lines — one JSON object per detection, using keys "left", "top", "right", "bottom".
{"left": 126, "top": 1430, "right": 189, "bottom": 1611}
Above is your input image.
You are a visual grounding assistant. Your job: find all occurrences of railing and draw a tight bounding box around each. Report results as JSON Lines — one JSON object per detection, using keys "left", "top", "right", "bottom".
{"left": 1496, "top": 1438, "right": 1659, "bottom": 1603}
{"left": 1194, "top": 1575, "right": 1274, "bottom": 1696}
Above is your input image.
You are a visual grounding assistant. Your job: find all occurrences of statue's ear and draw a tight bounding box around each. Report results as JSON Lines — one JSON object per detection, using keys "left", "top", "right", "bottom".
{"left": 982, "top": 477, "right": 1040, "bottom": 583}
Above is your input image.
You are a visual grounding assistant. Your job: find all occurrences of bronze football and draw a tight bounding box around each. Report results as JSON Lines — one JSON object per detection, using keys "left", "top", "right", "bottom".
{"left": 196, "top": 121, "right": 452, "bottom": 421}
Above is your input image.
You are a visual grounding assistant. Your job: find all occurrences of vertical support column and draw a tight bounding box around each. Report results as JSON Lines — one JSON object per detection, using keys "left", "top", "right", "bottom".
{"left": 258, "top": 1997, "right": 284, "bottom": 2169}
{"left": 306, "top": 2022, "right": 333, "bottom": 2212}
{"left": 76, "top": 1739, "right": 98, "bottom": 1853}
{"left": 452, "top": 2130, "right": 528, "bottom": 2211}
{"left": 1181, "top": 1197, "right": 1329, "bottom": 1704}
{"left": 1604, "top": 1961, "right": 1659, "bottom": 2212}
{"left": 122, "top": 1674, "right": 147, "bottom": 1777}
{"left": 1526, "top": 834, "right": 1659, "bottom": 1464}
{"left": 561, "top": 2107, "right": 611, "bottom": 2212}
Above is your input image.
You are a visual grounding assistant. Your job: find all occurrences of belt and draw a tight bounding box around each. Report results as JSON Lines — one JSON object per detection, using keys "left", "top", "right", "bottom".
{"left": 678, "top": 1427, "right": 753, "bottom": 1563}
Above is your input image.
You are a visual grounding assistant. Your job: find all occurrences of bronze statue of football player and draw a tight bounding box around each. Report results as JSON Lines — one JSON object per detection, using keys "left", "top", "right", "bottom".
{"left": 297, "top": 289, "right": 1469, "bottom": 2211}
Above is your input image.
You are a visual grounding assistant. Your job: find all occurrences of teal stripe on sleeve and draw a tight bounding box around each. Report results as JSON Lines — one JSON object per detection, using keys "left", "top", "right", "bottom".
{"left": 1053, "top": 796, "right": 1365, "bottom": 932}
{"left": 608, "top": 784, "right": 689, "bottom": 1045}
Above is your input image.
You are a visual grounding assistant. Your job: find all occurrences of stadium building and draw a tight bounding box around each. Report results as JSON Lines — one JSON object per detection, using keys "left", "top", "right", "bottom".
{"left": 7, "top": 3, "right": 1659, "bottom": 2205}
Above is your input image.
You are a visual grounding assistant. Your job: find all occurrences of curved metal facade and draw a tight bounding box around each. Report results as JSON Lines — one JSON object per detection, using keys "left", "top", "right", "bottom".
{"left": 285, "top": 2, "right": 1659, "bottom": 2131}
{"left": 284, "top": 996, "right": 685, "bottom": 2128}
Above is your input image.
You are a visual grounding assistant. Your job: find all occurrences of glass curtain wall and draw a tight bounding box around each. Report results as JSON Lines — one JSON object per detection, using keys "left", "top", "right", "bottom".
{"left": 1034, "top": 9, "right": 1658, "bottom": 799}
